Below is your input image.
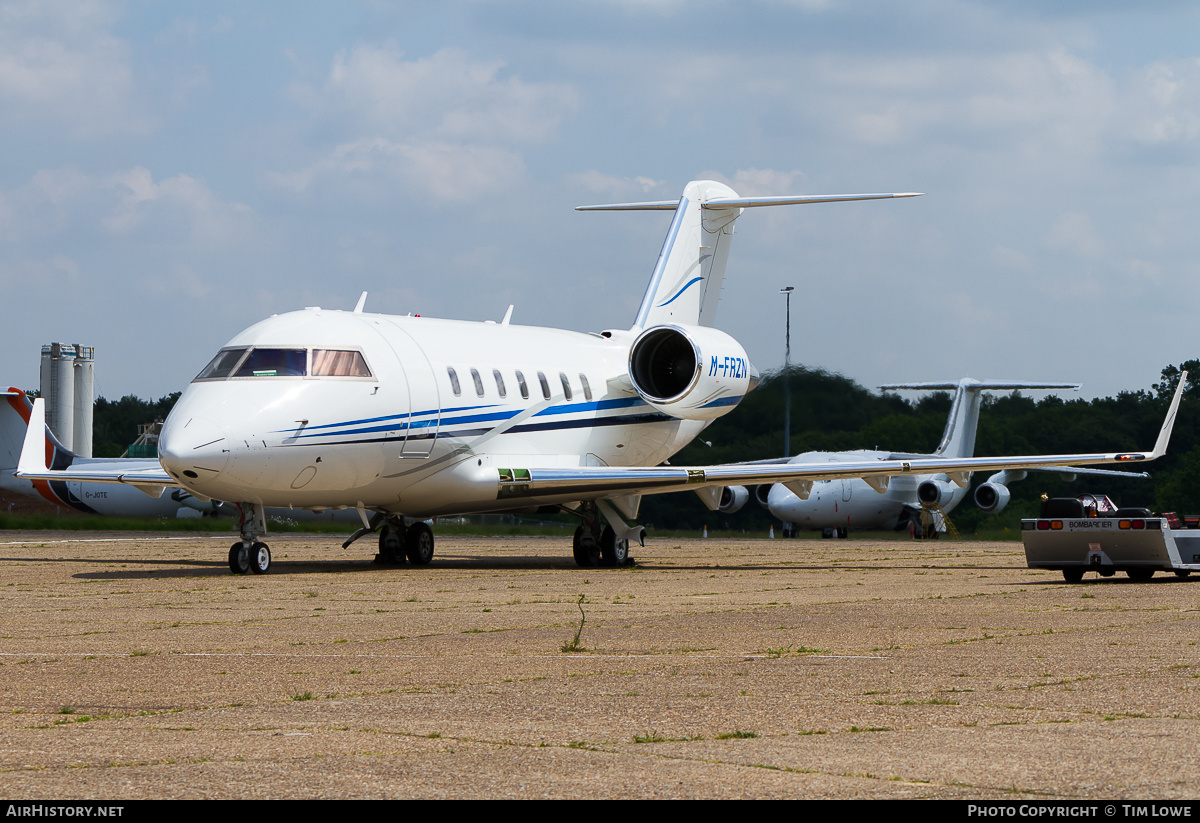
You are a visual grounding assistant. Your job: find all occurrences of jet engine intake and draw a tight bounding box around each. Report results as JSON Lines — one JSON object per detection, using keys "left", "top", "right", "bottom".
{"left": 754, "top": 484, "right": 773, "bottom": 510}
{"left": 974, "top": 481, "right": 1011, "bottom": 514}
{"left": 628, "top": 324, "right": 752, "bottom": 420}
{"left": 917, "top": 479, "right": 957, "bottom": 510}
{"left": 718, "top": 485, "right": 749, "bottom": 513}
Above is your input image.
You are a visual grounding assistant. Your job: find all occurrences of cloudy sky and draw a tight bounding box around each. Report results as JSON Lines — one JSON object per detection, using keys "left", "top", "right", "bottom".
{"left": 3, "top": 0, "right": 1200, "bottom": 406}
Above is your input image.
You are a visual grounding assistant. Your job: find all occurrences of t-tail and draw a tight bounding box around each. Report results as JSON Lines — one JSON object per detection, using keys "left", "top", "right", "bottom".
{"left": 577, "top": 181, "right": 923, "bottom": 329}
{"left": 880, "top": 379, "right": 1081, "bottom": 459}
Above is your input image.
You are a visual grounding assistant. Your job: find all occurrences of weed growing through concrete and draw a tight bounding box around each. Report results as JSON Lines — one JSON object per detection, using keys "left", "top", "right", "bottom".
{"left": 561, "top": 594, "right": 586, "bottom": 653}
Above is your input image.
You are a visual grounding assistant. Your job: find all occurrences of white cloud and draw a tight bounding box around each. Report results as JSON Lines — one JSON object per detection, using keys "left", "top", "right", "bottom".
{"left": 269, "top": 138, "right": 526, "bottom": 202}
{"left": 279, "top": 44, "right": 579, "bottom": 202}
{"left": 0, "top": 0, "right": 154, "bottom": 137}
{"left": 1045, "top": 212, "right": 1104, "bottom": 259}
{"left": 2, "top": 166, "right": 254, "bottom": 248}
{"left": 567, "top": 171, "right": 667, "bottom": 196}
{"left": 297, "top": 43, "right": 579, "bottom": 144}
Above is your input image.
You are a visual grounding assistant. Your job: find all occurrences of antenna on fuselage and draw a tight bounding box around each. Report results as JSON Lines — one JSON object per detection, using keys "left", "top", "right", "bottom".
{"left": 353, "top": 292, "right": 368, "bottom": 313}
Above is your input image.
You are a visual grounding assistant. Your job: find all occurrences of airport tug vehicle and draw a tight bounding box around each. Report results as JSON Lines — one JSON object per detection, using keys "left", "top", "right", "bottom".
{"left": 1022, "top": 494, "right": 1200, "bottom": 582}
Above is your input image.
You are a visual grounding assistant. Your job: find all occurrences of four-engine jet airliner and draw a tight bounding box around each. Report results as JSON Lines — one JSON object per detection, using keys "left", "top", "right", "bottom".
{"left": 15, "top": 180, "right": 1186, "bottom": 574}
{"left": 750, "top": 379, "right": 1150, "bottom": 537}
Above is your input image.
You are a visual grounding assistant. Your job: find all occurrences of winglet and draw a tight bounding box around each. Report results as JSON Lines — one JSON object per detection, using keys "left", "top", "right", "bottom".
{"left": 16, "top": 398, "right": 49, "bottom": 477}
{"left": 1152, "top": 370, "right": 1187, "bottom": 459}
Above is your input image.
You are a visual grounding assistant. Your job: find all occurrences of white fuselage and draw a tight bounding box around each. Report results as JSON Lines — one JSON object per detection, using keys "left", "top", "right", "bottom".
{"left": 157, "top": 309, "right": 714, "bottom": 515}
{"left": 766, "top": 449, "right": 969, "bottom": 531}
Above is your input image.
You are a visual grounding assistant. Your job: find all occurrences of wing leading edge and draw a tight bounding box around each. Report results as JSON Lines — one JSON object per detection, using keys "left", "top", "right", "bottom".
{"left": 496, "top": 372, "right": 1186, "bottom": 502}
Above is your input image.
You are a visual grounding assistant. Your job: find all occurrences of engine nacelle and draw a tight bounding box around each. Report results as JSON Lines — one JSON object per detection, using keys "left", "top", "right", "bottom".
{"left": 718, "top": 485, "right": 749, "bottom": 513}
{"left": 754, "top": 484, "right": 773, "bottom": 510}
{"left": 171, "top": 489, "right": 223, "bottom": 515}
{"left": 917, "top": 479, "right": 957, "bottom": 509}
{"left": 628, "top": 324, "right": 752, "bottom": 421}
{"left": 974, "top": 482, "right": 1011, "bottom": 514}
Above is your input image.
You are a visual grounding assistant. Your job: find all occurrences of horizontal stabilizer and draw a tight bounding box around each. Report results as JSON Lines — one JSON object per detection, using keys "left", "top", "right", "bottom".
{"left": 577, "top": 191, "right": 923, "bottom": 211}
{"left": 880, "top": 380, "right": 1080, "bottom": 392}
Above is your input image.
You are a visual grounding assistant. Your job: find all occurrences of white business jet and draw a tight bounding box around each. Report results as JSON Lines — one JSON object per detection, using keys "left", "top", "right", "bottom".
{"left": 755, "top": 378, "right": 1150, "bottom": 537}
{"left": 15, "top": 180, "right": 1186, "bottom": 575}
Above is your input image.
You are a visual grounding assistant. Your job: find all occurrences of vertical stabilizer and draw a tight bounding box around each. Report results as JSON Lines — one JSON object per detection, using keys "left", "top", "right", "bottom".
{"left": 634, "top": 180, "right": 741, "bottom": 328}
{"left": 1, "top": 387, "right": 76, "bottom": 472}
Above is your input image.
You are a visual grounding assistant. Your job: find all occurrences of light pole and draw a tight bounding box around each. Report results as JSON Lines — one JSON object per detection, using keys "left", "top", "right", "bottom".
{"left": 780, "top": 286, "right": 794, "bottom": 457}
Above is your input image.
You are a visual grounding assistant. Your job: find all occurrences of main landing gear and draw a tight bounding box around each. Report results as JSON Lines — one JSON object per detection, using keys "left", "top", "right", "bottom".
{"left": 571, "top": 501, "right": 641, "bottom": 568}
{"left": 229, "top": 503, "right": 271, "bottom": 575}
{"left": 341, "top": 514, "right": 437, "bottom": 567}
{"left": 374, "top": 518, "right": 435, "bottom": 566}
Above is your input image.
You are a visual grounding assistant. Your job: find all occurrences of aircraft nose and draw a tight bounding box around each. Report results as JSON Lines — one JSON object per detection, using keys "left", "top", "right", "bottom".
{"left": 158, "top": 414, "right": 230, "bottom": 483}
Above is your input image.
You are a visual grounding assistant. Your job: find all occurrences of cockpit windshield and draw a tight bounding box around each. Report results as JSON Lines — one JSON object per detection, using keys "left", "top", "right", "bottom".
{"left": 196, "top": 348, "right": 249, "bottom": 380}
{"left": 234, "top": 348, "right": 307, "bottom": 377}
{"left": 193, "top": 347, "right": 373, "bottom": 381}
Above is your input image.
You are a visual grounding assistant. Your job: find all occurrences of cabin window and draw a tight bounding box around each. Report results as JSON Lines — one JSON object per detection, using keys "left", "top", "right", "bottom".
{"left": 196, "top": 348, "right": 248, "bottom": 380}
{"left": 580, "top": 373, "right": 592, "bottom": 401}
{"left": 493, "top": 369, "right": 506, "bottom": 398}
{"left": 312, "top": 349, "right": 372, "bottom": 377}
{"left": 471, "top": 368, "right": 484, "bottom": 397}
{"left": 537, "top": 371, "right": 550, "bottom": 399}
{"left": 233, "top": 348, "right": 307, "bottom": 377}
{"left": 447, "top": 367, "right": 461, "bottom": 396}
{"left": 515, "top": 370, "right": 529, "bottom": 399}
{"left": 559, "top": 372, "right": 573, "bottom": 400}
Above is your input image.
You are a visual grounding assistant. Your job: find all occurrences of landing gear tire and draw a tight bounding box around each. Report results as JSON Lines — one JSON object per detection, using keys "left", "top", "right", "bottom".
{"left": 249, "top": 542, "right": 271, "bottom": 575}
{"left": 378, "top": 524, "right": 407, "bottom": 565}
{"left": 1061, "top": 568, "right": 1085, "bottom": 583}
{"left": 229, "top": 542, "right": 250, "bottom": 575}
{"left": 1126, "top": 567, "right": 1155, "bottom": 582}
{"left": 1098, "top": 568, "right": 1115, "bottom": 578}
{"left": 1174, "top": 569, "right": 1192, "bottom": 578}
{"left": 836, "top": 527, "right": 848, "bottom": 539}
{"left": 822, "top": 528, "right": 834, "bottom": 539}
{"left": 573, "top": 525, "right": 600, "bottom": 567}
{"left": 406, "top": 522, "right": 435, "bottom": 565}
{"left": 599, "top": 526, "right": 629, "bottom": 566}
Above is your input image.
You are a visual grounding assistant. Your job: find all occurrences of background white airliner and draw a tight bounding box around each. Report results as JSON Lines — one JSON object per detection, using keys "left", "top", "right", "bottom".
{"left": 16, "top": 180, "right": 1185, "bottom": 575}
{"left": 0, "top": 388, "right": 221, "bottom": 518}
{"left": 0, "top": 387, "right": 358, "bottom": 527}
{"left": 748, "top": 379, "right": 1150, "bottom": 538}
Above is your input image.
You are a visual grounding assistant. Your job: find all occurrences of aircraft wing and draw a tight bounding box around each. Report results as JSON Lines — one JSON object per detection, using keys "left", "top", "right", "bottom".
{"left": 15, "top": 398, "right": 176, "bottom": 491}
{"left": 496, "top": 373, "right": 1185, "bottom": 502}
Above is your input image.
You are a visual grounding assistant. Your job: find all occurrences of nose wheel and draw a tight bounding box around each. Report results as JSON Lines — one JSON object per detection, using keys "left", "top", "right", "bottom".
{"left": 228, "top": 503, "right": 271, "bottom": 574}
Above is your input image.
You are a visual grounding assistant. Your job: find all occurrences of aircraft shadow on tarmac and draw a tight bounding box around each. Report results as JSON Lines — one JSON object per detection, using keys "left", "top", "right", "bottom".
{"left": 0, "top": 554, "right": 584, "bottom": 580}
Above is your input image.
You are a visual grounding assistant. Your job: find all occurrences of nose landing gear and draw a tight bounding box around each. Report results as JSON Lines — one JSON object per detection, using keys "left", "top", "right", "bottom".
{"left": 229, "top": 503, "right": 271, "bottom": 575}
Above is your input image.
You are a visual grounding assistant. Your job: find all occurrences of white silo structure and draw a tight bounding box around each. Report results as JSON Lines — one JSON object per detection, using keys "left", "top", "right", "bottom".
{"left": 39, "top": 343, "right": 94, "bottom": 456}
